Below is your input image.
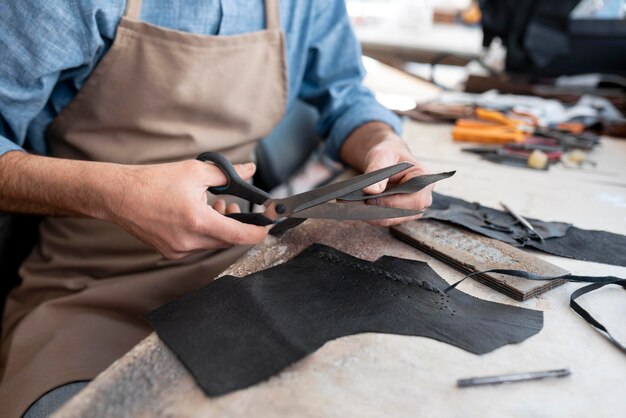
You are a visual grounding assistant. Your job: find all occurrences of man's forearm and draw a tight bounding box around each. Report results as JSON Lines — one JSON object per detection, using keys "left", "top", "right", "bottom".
{"left": 0, "top": 151, "right": 122, "bottom": 219}
{"left": 0, "top": 151, "right": 270, "bottom": 258}
{"left": 339, "top": 122, "right": 405, "bottom": 171}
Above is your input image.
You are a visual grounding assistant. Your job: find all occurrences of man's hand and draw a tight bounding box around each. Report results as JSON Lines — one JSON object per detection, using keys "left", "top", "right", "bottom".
{"left": 104, "top": 160, "right": 268, "bottom": 259}
{"left": 0, "top": 152, "right": 268, "bottom": 260}
{"left": 340, "top": 122, "right": 433, "bottom": 227}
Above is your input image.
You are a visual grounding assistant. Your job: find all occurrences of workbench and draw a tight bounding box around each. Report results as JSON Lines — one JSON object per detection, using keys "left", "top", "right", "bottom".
{"left": 54, "top": 67, "right": 626, "bottom": 417}
{"left": 356, "top": 24, "right": 483, "bottom": 66}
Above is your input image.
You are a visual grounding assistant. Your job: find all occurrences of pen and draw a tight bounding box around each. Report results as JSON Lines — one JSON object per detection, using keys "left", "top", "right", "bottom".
{"left": 457, "top": 368, "right": 571, "bottom": 388}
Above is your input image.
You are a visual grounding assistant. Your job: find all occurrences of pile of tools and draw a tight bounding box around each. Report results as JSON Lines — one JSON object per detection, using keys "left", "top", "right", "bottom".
{"left": 452, "top": 107, "right": 600, "bottom": 170}
{"left": 397, "top": 97, "right": 609, "bottom": 171}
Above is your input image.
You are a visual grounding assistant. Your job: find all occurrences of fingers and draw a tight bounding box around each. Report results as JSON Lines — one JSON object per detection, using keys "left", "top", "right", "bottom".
{"left": 212, "top": 199, "right": 243, "bottom": 215}
{"left": 226, "top": 202, "right": 241, "bottom": 214}
{"left": 368, "top": 184, "right": 434, "bottom": 211}
{"left": 201, "top": 208, "right": 268, "bottom": 246}
{"left": 212, "top": 216, "right": 268, "bottom": 246}
{"left": 361, "top": 149, "right": 397, "bottom": 195}
{"left": 208, "top": 199, "right": 260, "bottom": 244}
{"left": 198, "top": 160, "right": 257, "bottom": 187}
{"left": 398, "top": 164, "right": 428, "bottom": 181}
{"left": 165, "top": 208, "right": 267, "bottom": 259}
{"left": 233, "top": 162, "right": 257, "bottom": 181}
{"left": 128, "top": 159, "right": 265, "bottom": 261}
{"left": 367, "top": 213, "right": 424, "bottom": 228}
{"left": 166, "top": 237, "right": 232, "bottom": 260}
{"left": 365, "top": 183, "right": 434, "bottom": 227}
{"left": 213, "top": 199, "right": 227, "bottom": 214}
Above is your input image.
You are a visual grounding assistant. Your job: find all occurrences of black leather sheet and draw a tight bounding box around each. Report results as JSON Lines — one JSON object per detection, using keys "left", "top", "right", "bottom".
{"left": 446, "top": 269, "right": 626, "bottom": 355}
{"left": 426, "top": 193, "right": 626, "bottom": 267}
{"left": 146, "top": 244, "right": 543, "bottom": 397}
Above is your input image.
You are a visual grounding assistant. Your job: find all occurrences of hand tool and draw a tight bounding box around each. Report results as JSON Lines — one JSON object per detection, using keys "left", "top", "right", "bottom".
{"left": 506, "top": 143, "right": 564, "bottom": 154}
{"left": 453, "top": 108, "right": 600, "bottom": 150}
{"left": 197, "top": 152, "right": 425, "bottom": 230}
{"left": 534, "top": 126, "right": 600, "bottom": 150}
{"left": 462, "top": 148, "right": 553, "bottom": 170}
{"left": 500, "top": 202, "right": 545, "bottom": 242}
{"left": 452, "top": 108, "right": 533, "bottom": 144}
{"left": 462, "top": 145, "right": 562, "bottom": 161}
{"left": 457, "top": 368, "right": 571, "bottom": 388}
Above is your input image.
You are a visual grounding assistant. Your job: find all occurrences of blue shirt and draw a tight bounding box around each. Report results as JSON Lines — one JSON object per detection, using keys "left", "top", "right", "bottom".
{"left": 0, "top": 0, "right": 401, "bottom": 161}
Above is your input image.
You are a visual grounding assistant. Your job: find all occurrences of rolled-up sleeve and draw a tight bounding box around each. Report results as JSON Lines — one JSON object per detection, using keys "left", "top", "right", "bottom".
{"left": 0, "top": 64, "right": 59, "bottom": 157}
{"left": 0, "top": 135, "right": 24, "bottom": 156}
{"left": 298, "top": 0, "right": 402, "bottom": 161}
{"left": 0, "top": 0, "right": 99, "bottom": 158}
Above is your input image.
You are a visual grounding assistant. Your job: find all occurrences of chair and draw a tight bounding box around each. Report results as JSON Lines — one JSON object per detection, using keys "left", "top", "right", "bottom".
{"left": 253, "top": 100, "right": 324, "bottom": 192}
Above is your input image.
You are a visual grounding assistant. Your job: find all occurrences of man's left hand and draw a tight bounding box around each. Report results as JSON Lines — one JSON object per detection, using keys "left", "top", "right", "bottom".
{"left": 340, "top": 122, "right": 433, "bottom": 227}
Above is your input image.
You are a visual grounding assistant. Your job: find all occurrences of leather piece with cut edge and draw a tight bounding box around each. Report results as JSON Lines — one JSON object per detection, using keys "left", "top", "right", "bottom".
{"left": 425, "top": 193, "right": 572, "bottom": 243}
{"left": 145, "top": 244, "right": 543, "bottom": 397}
{"left": 426, "top": 193, "right": 626, "bottom": 267}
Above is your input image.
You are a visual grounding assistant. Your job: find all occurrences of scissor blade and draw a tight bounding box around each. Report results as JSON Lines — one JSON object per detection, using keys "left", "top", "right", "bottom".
{"left": 274, "top": 162, "right": 413, "bottom": 216}
{"left": 339, "top": 171, "right": 456, "bottom": 201}
{"left": 292, "top": 202, "right": 423, "bottom": 221}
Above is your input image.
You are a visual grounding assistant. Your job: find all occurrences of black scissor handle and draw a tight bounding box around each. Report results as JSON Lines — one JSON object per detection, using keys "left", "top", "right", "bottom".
{"left": 196, "top": 152, "right": 270, "bottom": 206}
{"left": 226, "top": 213, "right": 275, "bottom": 226}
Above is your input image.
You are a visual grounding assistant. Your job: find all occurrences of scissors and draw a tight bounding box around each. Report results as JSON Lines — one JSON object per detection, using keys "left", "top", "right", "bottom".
{"left": 197, "top": 152, "right": 433, "bottom": 233}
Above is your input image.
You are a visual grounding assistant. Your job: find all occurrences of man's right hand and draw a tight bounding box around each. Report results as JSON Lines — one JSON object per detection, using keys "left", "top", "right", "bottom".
{"left": 105, "top": 159, "right": 268, "bottom": 259}
{"left": 0, "top": 152, "right": 268, "bottom": 260}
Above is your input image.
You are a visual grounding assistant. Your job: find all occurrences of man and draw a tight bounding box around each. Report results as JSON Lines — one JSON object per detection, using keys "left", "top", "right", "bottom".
{"left": 0, "top": 1, "right": 433, "bottom": 416}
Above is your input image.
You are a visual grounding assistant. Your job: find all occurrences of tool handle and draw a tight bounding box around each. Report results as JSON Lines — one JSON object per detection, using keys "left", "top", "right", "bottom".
{"left": 476, "top": 108, "right": 516, "bottom": 126}
{"left": 456, "top": 119, "right": 501, "bottom": 129}
{"left": 197, "top": 152, "right": 271, "bottom": 206}
{"left": 453, "top": 127, "right": 526, "bottom": 143}
{"left": 226, "top": 213, "right": 274, "bottom": 226}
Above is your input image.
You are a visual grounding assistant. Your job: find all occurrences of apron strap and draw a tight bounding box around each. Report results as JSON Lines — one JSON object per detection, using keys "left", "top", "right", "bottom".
{"left": 265, "top": 0, "right": 281, "bottom": 30}
{"left": 125, "top": 0, "right": 277, "bottom": 29}
{"left": 124, "top": 0, "right": 143, "bottom": 20}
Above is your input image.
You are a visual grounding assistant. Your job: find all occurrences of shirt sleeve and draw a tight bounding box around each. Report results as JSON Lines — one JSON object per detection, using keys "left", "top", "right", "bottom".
{"left": 0, "top": 0, "right": 106, "bottom": 158}
{"left": 298, "top": 0, "right": 403, "bottom": 161}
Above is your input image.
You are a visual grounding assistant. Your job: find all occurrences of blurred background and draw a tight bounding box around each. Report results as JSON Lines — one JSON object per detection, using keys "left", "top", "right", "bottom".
{"left": 347, "top": 0, "right": 625, "bottom": 92}
{"left": 343, "top": 0, "right": 626, "bottom": 141}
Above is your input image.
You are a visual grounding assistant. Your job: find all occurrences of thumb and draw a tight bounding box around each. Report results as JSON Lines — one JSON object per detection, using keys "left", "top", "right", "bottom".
{"left": 201, "top": 162, "right": 257, "bottom": 187}
{"left": 361, "top": 151, "right": 397, "bottom": 195}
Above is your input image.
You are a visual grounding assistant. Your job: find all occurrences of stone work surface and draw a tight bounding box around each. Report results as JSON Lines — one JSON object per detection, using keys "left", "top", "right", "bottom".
{"left": 54, "top": 220, "right": 626, "bottom": 418}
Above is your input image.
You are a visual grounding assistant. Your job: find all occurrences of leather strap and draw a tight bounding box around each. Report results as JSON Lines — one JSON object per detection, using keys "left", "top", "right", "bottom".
{"left": 124, "top": 0, "right": 142, "bottom": 20}
{"left": 265, "top": 0, "right": 281, "bottom": 30}
{"left": 570, "top": 282, "right": 626, "bottom": 355}
{"left": 445, "top": 269, "right": 626, "bottom": 354}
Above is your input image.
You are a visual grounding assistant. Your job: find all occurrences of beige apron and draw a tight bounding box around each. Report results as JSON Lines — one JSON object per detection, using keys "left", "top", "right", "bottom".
{"left": 0, "top": 0, "right": 286, "bottom": 415}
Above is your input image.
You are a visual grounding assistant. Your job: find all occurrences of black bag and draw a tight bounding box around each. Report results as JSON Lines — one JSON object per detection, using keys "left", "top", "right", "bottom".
{"left": 479, "top": 0, "right": 626, "bottom": 76}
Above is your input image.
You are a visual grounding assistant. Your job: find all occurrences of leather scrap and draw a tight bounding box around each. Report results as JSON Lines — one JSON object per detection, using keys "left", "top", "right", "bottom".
{"left": 426, "top": 193, "right": 626, "bottom": 267}
{"left": 445, "top": 268, "right": 626, "bottom": 355}
{"left": 146, "top": 244, "right": 543, "bottom": 397}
